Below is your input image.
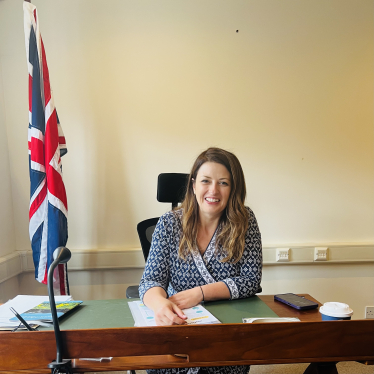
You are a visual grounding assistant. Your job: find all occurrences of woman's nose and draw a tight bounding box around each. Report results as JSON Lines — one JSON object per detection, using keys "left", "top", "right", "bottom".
{"left": 209, "top": 182, "right": 218, "bottom": 194}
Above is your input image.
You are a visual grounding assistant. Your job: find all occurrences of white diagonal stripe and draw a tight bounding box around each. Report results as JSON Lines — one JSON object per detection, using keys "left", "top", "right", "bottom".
{"left": 28, "top": 61, "right": 33, "bottom": 77}
{"left": 37, "top": 200, "right": 48, "bottom": 282}
{"left": 29, "top": 176, "right": 46, "bottom": 208}
{"left": 30, "top": 160, "right": 45, "bottom": 173}
{"left": 48, "top": 191, "right": 68, "bottom": 218}
{"left": 29, "top": 126, "right": 44, "bottom": 142}
{"left": 45, "top": 96, "right": 54, "bottom": 124}
{"left": 49, "top": 146, "right": 63, "bottom": 177}
{"left": 29, "top": 193, "right": 47, "bottom": 240}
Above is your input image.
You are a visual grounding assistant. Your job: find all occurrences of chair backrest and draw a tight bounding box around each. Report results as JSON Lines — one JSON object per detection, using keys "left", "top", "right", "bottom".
{"left": 157, "top": 173, "right": 189, "bottom": 209}
{"left": 137, "top": 173, "right": 188, "bottom": 262}
{"left": 137, "top": 217, "right": 160, "bottom": 262}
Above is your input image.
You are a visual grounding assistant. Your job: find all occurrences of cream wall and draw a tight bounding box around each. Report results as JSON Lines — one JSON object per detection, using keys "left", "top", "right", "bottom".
{"left": 0, "top": 0, "right": 372, "bottom": 314}
{"left": 1, "top": 0, "right": 373, "bottom": 251}
{"left": 0, "top": 49, "right": 16, "bottom": 258}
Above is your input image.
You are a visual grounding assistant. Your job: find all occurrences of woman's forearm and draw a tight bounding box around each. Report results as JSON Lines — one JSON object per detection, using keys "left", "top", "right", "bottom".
{"left": 143, "top": 286, "right": 168, "bottom": 310}
{"left": 200, "top": 281, "right": 231, "bottom": 302}
{"left": 143, "top": 282, "right": 230, "bottom": 312}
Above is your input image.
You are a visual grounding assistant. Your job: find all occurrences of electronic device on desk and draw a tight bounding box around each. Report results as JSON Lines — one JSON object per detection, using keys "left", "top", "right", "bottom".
{"left": 274, "top": 293, "right": 318, "bottom": 310}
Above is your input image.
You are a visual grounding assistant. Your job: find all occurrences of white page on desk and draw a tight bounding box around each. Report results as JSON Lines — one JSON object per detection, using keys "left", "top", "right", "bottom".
{"left": 128, "top": 301, "right": 153, "bottom": 327}
{"left": 128, "top": 301, "right": 220, "bottom": 326}
{"left": 183, "top": 304, "right": 220, "bottom": 324}
{"left": 0, "top": 295, "right": 72, "bottom": 327}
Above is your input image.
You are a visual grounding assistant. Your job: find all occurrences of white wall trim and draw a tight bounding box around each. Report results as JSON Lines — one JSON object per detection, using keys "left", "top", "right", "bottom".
{"left": 18, "top": 247, "right": 146, "bottom": 272}
{"left": 263, "top": 244, "right": 374, "bottom": 265}
{"left": 0, "top": 244, "right": 372, "bottom": 283}
{"left": 0, "top": 252, "right": 23, "bottom": 283}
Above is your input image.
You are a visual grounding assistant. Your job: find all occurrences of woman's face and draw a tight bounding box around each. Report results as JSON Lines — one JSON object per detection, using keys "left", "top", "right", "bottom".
{"left": 193, "top": 162, "right": 231, "bottom": 221}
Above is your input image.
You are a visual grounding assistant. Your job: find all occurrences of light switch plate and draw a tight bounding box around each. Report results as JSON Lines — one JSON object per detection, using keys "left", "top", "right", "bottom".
{"left": 365, "top": 306, "right": 374, "bottom": 319}
{"left": 314, "top": 247, "right": 328, "bottom": 261}
{"left": 276, "top": 248, "right": 290, "bottom": 262}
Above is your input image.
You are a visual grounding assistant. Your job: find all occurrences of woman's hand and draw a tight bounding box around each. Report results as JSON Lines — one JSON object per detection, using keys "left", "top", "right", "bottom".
{"left": 153, "top": 298, "right": 187, "bottom": 326}
{"left": 168, "top": 287, "right": 203, "bottom": 310}
{"left": 143, "top": 287, "right": 188, "bottom": 326}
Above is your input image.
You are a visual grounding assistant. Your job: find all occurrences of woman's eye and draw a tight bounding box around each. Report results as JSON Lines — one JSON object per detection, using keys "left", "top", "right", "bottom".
{"left": 220, "top": 181, "right": 229, "bottom": 186}
{"left": 201, "top": 179, "right": 209, "bottom": 183}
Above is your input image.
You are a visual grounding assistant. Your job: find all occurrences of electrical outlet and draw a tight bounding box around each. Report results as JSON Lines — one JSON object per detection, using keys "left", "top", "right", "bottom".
{"left": 276, "top": 248, "right": 290, "bottom": 262}
{"left": 314, "top": 247, "right": 328, "bottom": 261}
{"left": 365, "top": 306, "right": 374, "bottom": 319}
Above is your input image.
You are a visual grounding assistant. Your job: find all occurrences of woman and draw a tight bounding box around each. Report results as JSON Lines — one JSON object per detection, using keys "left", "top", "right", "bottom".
{"left": 139, "top": 147, "right": 262, "bottom": 374}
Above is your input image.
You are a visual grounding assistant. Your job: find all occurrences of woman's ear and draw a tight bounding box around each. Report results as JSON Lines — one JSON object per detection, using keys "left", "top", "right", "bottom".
{"left": 191, "top": 178, "right": 196, "bottom": 194}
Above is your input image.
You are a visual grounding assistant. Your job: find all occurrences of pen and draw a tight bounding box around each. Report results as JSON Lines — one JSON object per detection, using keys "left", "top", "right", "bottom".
{"left": 10, "top": 307, "right": 37, "bottom": 331}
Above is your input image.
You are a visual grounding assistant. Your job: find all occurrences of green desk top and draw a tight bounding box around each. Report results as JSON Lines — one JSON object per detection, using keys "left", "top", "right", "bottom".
{"left": 45, "top": 296, "right": 278, "bottom": 330}
{"left": 204, "top": 297, "right": 278, "bottom": 323}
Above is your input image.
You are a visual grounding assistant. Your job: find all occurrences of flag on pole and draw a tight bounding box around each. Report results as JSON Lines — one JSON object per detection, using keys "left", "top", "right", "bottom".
{"left": 24, "top": 2, "right": 69, "bottom": 295}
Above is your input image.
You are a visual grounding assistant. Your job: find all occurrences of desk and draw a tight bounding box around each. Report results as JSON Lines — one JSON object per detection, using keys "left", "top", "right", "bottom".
{"left": 1, "top": 294, "right": 373, "bottom": 373}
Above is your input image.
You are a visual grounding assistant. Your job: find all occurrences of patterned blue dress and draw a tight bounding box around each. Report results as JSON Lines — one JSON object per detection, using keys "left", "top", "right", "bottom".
{"left": 139, "top": 207, "right": 262, "bottom": 374}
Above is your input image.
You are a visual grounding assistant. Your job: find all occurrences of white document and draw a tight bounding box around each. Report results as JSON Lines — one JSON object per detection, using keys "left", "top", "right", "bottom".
{"left": 0, "top": 295, "right": 72, "bottom": 328}
{"left": 129, "top": 301, "right": 220, "bottom": 326}
{"left": 242, "top": 317, "right": 300, "bottom": 323}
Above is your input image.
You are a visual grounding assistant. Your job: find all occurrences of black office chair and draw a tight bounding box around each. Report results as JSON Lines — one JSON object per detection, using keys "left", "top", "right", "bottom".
{"left": 126, "top": 173, "right": 189, "bottom": 299}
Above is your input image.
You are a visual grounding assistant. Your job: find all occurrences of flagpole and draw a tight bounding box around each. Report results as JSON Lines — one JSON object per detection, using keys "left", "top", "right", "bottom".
{"left": 25, "top": 0, "right": 69, "bottom": 296}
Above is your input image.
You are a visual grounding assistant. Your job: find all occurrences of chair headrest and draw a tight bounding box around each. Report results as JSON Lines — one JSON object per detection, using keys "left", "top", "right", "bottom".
{"left": 157, "top": 173, "right": 189, "bottom": 205}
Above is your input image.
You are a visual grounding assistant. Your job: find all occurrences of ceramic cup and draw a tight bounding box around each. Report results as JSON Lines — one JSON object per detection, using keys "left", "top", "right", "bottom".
{"left": 319, "top": 302, "right": 353, "bottom": 320}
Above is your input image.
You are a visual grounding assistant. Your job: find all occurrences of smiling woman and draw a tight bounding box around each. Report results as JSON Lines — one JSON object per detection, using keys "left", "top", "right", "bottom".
{"left": 179, "top": 148, "right": 250, "bottom": 264}
{"left": 139, "top": 147, "right": 262, "bottom": 374}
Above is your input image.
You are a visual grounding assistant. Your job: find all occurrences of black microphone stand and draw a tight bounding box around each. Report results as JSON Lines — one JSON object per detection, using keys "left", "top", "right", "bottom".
{"left": 47, "top": 247, "right": 73, "bottom": 374}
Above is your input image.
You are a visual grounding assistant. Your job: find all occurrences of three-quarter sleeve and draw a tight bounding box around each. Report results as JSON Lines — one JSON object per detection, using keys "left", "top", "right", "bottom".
{"left": 220, "top": 208, "right": 263, "bottom": 299}
{"left": 138, "top": 214, "right": 172, "bottom": 302}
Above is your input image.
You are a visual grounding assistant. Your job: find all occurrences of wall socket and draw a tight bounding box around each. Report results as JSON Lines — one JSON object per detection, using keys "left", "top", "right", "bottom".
{"left": 314, "top": 247, "right": 328, "bottom": 261}
{"left": 365, "top": 306, "right": 374, "bottom": 319}
{"left": 276, "top": 248, "right": 290, "bottom": 262}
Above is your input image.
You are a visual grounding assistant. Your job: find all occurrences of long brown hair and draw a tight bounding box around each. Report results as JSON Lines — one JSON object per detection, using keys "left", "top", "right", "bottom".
{"left": 177, "top": 147, "right": 249, "bottom": 263}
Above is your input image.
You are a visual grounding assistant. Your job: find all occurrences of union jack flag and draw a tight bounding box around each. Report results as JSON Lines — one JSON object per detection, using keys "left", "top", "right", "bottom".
{"left": 24, "top": 2, "right": 69, "bottom": 295}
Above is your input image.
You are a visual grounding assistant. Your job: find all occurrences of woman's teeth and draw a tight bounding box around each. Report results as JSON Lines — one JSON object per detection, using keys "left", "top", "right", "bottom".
{"left": 205, "top": 198, "right": 219, "bottom": 202}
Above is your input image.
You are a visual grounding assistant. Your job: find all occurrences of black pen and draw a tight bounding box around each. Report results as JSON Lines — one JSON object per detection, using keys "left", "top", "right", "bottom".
{"left": 10, "top": 307, "right": 37, "bottom": 331}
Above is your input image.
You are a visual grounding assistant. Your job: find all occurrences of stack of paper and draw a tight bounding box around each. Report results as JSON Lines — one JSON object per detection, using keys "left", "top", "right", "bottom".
{"left": 129, "top": 301, "right": 221, "bottom": 326}
{"left": 0, "top": 295, "right": 72, "bottom": 329}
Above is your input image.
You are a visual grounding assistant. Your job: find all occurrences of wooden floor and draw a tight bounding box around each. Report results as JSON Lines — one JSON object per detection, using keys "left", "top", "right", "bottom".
{"left": 89, "top": 361, "right": 374, "bottom": 374}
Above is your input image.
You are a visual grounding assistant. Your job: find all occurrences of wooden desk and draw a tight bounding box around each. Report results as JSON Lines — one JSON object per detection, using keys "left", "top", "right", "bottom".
{"left": 1, "top": 295, "right": 373, "bottom": 373}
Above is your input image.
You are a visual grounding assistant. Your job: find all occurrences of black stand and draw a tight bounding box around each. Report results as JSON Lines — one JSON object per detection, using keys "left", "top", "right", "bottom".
{"left": 48, "top": 360, "right": 73, "bottom": 374}
{"left": 47, "top": 247, "right": 74, "bottom": 374}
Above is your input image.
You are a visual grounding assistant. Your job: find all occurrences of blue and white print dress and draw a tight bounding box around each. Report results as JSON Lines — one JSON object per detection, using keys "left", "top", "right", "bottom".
{"left": 139, "top": 207, "right": 262, "bottom": 374}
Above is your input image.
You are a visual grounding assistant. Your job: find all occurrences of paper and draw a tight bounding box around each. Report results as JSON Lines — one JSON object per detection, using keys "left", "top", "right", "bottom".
{"left": 0, "top": 295, "right": 72, "bottom": 328}
{"left": 242, "top": 317, "right": 300, "bottom": 323}
{"left": 129, "top": 301, "right": 220, "bottom": 326}
{"left": 0, "top": 323, "right": 39, "bottom": 331}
